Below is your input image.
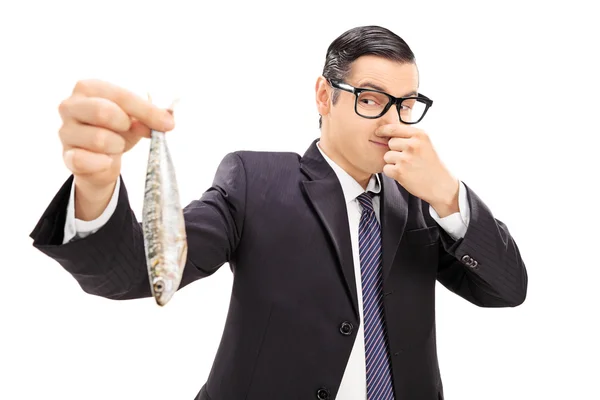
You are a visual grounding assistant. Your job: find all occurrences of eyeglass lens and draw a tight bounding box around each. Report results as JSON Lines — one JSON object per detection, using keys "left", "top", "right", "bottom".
{"left": 356, "top": 91, "right": 426, "bottom": 122}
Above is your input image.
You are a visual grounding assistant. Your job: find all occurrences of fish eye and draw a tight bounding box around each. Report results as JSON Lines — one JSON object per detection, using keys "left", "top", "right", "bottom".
{"left": 153, "top": 277, "right": 165, "bottom": 293}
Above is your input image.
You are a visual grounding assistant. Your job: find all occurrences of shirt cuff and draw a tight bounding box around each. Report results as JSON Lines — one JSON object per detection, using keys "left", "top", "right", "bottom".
{"left": 429, "top": 180, "right": 470, "bottom": 240}
{"left": 62, "top": 178, "right": 121, "bottom": 244}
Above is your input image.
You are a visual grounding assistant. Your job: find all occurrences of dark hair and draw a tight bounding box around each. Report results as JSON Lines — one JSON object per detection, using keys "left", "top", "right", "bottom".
{"left": 319, "top": 25, "right": 416, "bottom": 128}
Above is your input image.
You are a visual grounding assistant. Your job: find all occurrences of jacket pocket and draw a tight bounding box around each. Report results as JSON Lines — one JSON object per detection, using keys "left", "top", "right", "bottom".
{"left": 404, "top": 225, "right": 439, "bottom": 246}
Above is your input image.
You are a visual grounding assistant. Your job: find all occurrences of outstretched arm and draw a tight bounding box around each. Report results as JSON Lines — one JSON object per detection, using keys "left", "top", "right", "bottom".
{"left": 30, "top": 152, "right": 247, "bottom": 300}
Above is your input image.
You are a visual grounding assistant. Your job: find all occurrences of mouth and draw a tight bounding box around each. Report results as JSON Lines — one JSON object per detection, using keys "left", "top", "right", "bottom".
{"left": 370, "top": 140, "right": 389, "bottom": 148}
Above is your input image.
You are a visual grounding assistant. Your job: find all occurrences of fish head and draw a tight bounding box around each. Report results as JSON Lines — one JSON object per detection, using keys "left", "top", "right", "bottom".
{"left": 150, "top": 239, "right": 187, "bottom": 307}
{"left": 151, "top": 270, "right": 180, "bottom": 306}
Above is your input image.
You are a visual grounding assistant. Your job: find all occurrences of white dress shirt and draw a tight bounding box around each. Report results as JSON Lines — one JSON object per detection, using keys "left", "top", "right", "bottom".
{"left": 62, "top": 143, "right": 470, "bottom": 399}
{"left": 313, "top": 142, "right": 470, "bottom": 399}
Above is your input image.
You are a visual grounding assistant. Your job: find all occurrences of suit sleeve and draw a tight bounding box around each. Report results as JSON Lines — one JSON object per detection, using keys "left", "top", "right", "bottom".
{"left": 63, "top": 173, "right": 121, "bottom": 243}
{"left": 428, "top": 182, "right": 528, "bottom": 307}
{"left": 428, "top": 180, "right": 470, "bottom": 240}
{"left": 29, "top": 152, "right": 247, "bottom": 300}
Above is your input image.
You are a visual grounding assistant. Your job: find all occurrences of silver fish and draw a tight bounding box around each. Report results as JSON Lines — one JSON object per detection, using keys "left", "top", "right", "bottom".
{"left": 142, "top": 97, "right": 187, "bottom": 306}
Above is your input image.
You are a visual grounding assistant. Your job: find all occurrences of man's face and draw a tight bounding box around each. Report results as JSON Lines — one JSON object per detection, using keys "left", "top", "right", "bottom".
{"left": 317, "top": 55, "right": 419, "bottom": 182}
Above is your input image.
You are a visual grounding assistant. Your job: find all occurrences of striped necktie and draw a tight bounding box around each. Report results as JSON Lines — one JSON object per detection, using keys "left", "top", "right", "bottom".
{"left": 357, "top": 192, "right": 395, "bottom": 399}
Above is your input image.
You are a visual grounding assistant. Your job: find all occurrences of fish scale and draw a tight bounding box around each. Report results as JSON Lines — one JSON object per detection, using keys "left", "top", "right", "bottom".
{"left": 142, "top": 99, "right": 187, "bottom": 306}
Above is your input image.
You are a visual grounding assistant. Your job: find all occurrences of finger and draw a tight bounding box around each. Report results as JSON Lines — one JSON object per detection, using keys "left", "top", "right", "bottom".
{"left": 375, "top": 123, "right": 416, "bottom": 139}
{"left": 59, "top": 120, "right": 127, "bottom": 155}
{"left": 59, "top": 95, "right": 133, "bottom": 133}
{"left": 119, "top": 118, "right": 153, "bottom": 149}
{"left": 63, "top": 147, "right": 113, "bottom": 175}
{"left": 129, "top": 117, "right": 152, "bottom": 136}
{"left": 388, "top": 137, "right": 410, "bottom": 152}
{"left": 383, "top": 150, "right": 404, "bottom": 165}
{"left": 71, "top": 79, "right": 175, "bottom": 132}
{"left": 382, "top": 164, "right": 397, "bottom": 180}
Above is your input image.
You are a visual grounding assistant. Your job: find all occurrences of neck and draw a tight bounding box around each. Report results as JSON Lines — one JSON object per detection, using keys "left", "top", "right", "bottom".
{"left": 319, "top": 136, "right": 371, "bottom": 190}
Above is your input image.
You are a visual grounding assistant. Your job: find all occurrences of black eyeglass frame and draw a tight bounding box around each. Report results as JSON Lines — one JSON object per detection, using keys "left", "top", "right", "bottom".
{"left": 326, "top": 78, "right": 434, "bottom": 124}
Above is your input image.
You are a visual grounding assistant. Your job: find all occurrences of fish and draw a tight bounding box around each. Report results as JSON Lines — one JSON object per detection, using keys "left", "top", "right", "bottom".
{"left": 141, "top": 96, "right": 187, "bottom": 307}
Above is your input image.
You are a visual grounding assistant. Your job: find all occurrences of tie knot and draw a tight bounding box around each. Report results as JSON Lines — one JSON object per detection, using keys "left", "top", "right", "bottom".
{"left": 357, "top": 192, "right": 375, "bottom": 213}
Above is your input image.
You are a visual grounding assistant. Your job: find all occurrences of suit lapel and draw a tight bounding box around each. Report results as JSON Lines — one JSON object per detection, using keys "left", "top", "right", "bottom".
{"left": 299, "top": 139, "right": 411, "bottom": 319}
{"left": 379, "top": 173, "right": 409, "bottom": 281}
{"left": 300, "top": 139, "right": 359, "bottom": 319}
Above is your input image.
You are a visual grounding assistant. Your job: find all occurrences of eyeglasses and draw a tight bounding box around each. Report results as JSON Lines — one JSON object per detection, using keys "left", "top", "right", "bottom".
{"left": 326, "top": 78, "right": 433, "bottom": 124}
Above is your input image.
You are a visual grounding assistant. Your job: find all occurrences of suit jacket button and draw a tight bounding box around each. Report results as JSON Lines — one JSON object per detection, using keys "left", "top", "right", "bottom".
{"left": 316, "top": 388, "right": 330, "bottom": 399}
{"left": 339, "top": 321, "right": 353, "bottom": 336}
{"left": 461, "top": 254, "right": 472, "bottom": 264}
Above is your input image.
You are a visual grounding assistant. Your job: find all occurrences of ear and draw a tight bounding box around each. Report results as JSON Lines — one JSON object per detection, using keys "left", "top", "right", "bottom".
{"left": 315, "top": 76, "right": 331, "bottom": 117}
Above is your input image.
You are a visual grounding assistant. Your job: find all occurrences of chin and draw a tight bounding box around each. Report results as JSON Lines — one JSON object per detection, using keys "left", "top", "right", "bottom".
{"left": 353, "top": 151, "right": 384, "bottom": 176}
{"left": 360, "top": 164, "right": 384, "bottom": 177}
{"left": 370, "top": 159, "right": 386, "bottom": 174}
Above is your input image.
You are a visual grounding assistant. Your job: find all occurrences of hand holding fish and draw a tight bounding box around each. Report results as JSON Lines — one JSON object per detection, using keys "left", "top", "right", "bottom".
{"left": 58, "top": 79, "right": 175, "bottom": 188}
{"left": 58, "top": 79, "right": 186, "bottom": 306}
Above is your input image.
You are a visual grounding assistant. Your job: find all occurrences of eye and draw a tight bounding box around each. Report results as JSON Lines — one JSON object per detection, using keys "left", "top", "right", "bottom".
{"left": 401, "top": 99, "right": 417, "bottom": 110}
{"left": 359, "top": 97, "right": 381, "bottom": 107}
{"left": 153, "top": 277, "right": 165, "bottom": 293}
{"left": 357, "top": 91, "right": 388, "bottom": 108}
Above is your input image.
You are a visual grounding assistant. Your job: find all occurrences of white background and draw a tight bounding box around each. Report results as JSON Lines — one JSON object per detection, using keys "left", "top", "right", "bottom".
{"left": 1, "top": 1, "right": 599, "bottom": 399}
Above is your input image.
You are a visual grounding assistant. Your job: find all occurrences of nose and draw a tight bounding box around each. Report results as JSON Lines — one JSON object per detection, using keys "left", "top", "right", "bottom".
{"left": 381, "top": 102, "right": 402, "bottom": 124}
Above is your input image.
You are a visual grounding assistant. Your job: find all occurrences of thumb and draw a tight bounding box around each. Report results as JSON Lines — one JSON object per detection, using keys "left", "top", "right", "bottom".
{"left": 121, "top": 117, "right": 151, "bottom": 152}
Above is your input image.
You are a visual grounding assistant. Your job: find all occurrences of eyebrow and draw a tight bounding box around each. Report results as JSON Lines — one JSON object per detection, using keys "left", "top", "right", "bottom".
{"left": 358, "top": 81, "right": 418, "bottom": 97}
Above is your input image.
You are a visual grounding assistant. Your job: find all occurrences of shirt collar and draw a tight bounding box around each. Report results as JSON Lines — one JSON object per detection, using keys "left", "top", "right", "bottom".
{"left": 316, "top": 140, "right": 381, "bottom": 204}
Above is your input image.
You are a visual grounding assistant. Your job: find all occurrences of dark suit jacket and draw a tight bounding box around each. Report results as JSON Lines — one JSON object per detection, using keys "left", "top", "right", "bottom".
{"left": 30, "top": 138, "right": 527, "bottom": 400}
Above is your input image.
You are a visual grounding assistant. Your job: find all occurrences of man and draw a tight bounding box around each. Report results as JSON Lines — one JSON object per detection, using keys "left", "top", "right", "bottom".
{"left": 30, "top": 25, "right": 528, "bottom": 400}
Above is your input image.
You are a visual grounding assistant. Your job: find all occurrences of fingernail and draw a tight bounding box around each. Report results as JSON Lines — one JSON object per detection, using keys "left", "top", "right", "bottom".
{"left": 64, "top": 149, "right": 74, "bottom": 169}
{"left": 162, "top": 113, "right": 175, "bottom": 131}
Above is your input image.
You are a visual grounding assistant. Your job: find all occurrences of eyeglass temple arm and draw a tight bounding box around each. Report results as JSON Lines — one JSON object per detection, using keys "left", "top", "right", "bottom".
{"left": 326, "top": 78, "right": 355, "bottom": 93}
